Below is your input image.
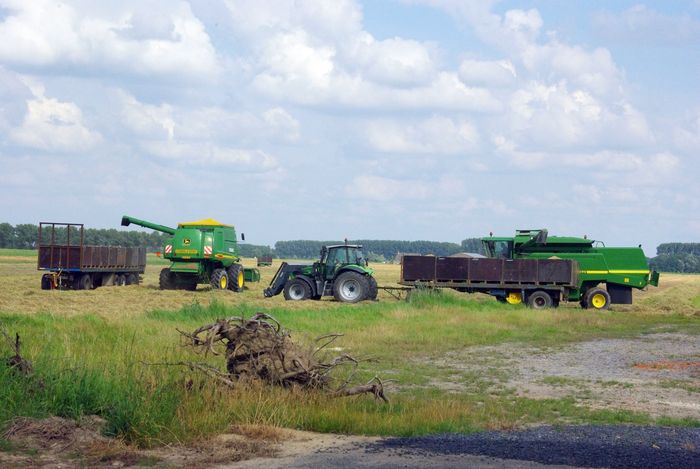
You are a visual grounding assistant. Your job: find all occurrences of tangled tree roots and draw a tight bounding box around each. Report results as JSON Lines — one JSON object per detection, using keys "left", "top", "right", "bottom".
{"left": 176, "top": 313, "right": 388, "bottom": 402}
{"left": 1, "top": 326, "right": 33, "bottom": 375}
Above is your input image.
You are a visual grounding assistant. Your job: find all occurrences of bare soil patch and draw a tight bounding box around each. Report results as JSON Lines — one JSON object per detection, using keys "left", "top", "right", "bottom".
{"left": 421, "top": 332, "right": 700, "bottom": 419}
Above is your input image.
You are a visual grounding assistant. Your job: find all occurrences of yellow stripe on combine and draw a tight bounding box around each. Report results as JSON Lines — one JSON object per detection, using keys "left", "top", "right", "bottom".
{"left": 580, "top": 269, "right": 650, "bottom": 275}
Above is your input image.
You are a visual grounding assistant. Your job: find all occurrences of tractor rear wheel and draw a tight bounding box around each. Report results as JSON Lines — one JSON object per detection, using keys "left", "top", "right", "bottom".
{"left": 283, "top": 278, "right": 311, "bottom": 301}
{"left": 227, "top": 264, "right": 245, "bottom": 292}
{"left": 159, "top": 268, "right": 176, "bottom": 290}
{"left": 333, "top": 271, "right": 369, "bottom": 303}
{"left": 367, "top": 276, "right": 378, "bottom": 300}
{"left": 583, "top": 287, "right": 610, "bottom": 310}
{"left": 211, "top": 268, "right": 229, "bottom": 290}
{"left": 527, "top": 290, "right": 553, "bottom": 309}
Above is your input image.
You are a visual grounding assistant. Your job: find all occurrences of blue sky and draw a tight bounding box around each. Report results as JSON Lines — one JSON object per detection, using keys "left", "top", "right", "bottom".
{"left": 1, "top": 0, "right": 698, "bottom": 255}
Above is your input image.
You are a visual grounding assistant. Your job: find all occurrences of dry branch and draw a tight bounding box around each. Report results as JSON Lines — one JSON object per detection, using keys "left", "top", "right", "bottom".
{"left": 1, "top": 325, "right": 33, "bottom": 375}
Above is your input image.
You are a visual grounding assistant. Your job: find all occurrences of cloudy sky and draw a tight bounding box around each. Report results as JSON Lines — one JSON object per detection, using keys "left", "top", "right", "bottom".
{"left": 1, "top": 0, "right": 698, "bottom": 254}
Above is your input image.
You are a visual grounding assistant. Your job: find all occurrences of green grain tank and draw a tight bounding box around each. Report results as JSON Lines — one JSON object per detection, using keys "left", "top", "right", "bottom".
{"left": 121, "top": 215, "right": 260, "bottom": 291}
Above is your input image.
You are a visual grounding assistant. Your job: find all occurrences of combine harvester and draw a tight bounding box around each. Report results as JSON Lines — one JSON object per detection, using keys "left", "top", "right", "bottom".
{"left": 121, "top": 215, "right": 259, "bottom": 291}
{"left": 401, "top": 229, "right": 659, "bottom": 310}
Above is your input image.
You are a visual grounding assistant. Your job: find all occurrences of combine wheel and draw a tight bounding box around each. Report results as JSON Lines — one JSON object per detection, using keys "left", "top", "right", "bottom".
{"left": 211, "top": 268, "right": 229, "bottom": 290}
{"left": 333, "top": 271, "right": 369, "bottom": 303}
{"left": 78, "top": 274, "right": 93, "bottom": 291}
{"left": 527, "top": 290, "right": 552, "bottom": 309}
{"left": 583, "top": 287, "right": 610, "bottom": 310}
{"left": 159, "top": 268, "right": 176, "bottom": 290}
{"left": 125, "top": 273, "right": 138, "bottom": 285}
{"left": 283, "top": 278, "right": 311, "bottom": 301}
{"left": 367, "top": 276, "right": 378, "bottom": 300}
{"left": 227, "top": 264, "right": 245, "bottom": 292}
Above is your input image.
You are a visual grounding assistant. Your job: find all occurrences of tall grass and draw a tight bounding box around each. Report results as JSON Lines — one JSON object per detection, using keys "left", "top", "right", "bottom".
{"left": 2, "top": 294, "right": 699, "bottom": 446}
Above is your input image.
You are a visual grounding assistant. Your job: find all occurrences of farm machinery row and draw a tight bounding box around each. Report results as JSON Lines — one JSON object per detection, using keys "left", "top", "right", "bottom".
{"left": 37, "top": 217, "right": 658, "bottom": 310}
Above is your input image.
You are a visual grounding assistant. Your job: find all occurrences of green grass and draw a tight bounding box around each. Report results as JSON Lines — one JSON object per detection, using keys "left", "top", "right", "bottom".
{"left": 2, "top": 294, "right": 699, "bottom": 447}
{"left": 0, "top": 248, "right": 36, "bottom": 257}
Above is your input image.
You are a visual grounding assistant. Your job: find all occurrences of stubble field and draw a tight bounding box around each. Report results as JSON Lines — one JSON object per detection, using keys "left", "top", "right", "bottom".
{"left": 1, "top": 249, "right": 699, "bottom": 463}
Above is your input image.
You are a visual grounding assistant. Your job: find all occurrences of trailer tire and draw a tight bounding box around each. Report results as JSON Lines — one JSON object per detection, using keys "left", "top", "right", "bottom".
{"left": 78, "top": 274, "right": 93, "bottom": 291}
{"left": 41, "top": 274, "right": 52, "bottom": 290}
{"left": 159, "top": 268, "right": 176, "bottom": 290}
{"left": 527, "top": 290, "right": 553, "bottom": 309}
{"left": 584, "top": 287, "right": 611, "bottom": 310}
{"left": 115, "top": 274, "right": 125, "bottom": 286}
{"left": 367, "top": 276, "right": 378, "bottom": 300}
{"left": 283, "top": 278, "right": 312, "bottom": 301}
{"left": 211, "top": 268, "right": 229, "bottom": 290}
{"left": 125, "top": 273, "right": 138, "bottom": 285}
{"left": 333, "top": 271, "right": 369, "bottom": 303}
{"left": 227, "top": 264, "right": 245, "bottom": 292}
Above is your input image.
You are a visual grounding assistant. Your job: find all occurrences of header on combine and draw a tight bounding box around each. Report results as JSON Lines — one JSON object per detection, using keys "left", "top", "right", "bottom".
{"left": 121, "top": 215, "right": 259, "bottom": 291}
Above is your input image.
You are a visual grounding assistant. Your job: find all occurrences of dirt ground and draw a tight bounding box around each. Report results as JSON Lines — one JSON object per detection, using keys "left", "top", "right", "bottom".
{"left": 426, "top": 331, "right": 700, "bottom": 419}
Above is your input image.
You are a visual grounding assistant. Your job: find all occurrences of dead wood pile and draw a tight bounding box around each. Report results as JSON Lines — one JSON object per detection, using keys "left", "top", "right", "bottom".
{"left": 177, "top": 312, "right": 388, "bottom": 401}
{"left": 1, "top": 326, "right": 33, "bottom": 375}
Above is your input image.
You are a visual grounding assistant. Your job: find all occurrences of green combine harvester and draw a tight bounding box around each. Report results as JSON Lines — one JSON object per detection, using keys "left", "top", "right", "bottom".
{"left": 264, "top": 243, "right": 377, "bottom": 303}
{"left": 481, "top": 229, "right": 659, "bottom": 309}
{"left": 121, "top": 215, "right": 260, "bottom": 291}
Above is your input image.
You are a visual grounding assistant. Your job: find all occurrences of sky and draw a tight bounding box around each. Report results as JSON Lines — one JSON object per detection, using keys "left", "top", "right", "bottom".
{"left": 0, "top": 0, "right": 699, "bottom": 255}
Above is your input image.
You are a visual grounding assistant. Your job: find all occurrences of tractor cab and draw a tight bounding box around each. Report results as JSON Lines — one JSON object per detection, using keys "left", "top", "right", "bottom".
{"left": 319, "top": 244, "right": 367, "bottom": 279}
{"left": 482, "top": 238, "right": 514, "bottom": 259}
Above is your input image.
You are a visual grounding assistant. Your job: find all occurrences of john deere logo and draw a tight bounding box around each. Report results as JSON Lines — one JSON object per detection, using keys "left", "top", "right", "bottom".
{"left": 183, "top": 238, "right": 191, "bottom": 245}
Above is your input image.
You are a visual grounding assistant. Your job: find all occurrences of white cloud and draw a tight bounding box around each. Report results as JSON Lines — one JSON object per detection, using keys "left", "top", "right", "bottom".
{"left": 0, "top": 0, "right": 221, "bottom": 82}
{"left": 9, "top": 82, "right": 101, "bottom": 152}
{"left": 458, "top": 59, "right": 516, "bottom": 87}
{"left": 366, "top": 116, "right": 479, "bottom": 154}
{"left": 593, "top": 5, "right": 700, "bottom": 46}
{"left": 345, "top": 174, "right": 467, "bottom": 201}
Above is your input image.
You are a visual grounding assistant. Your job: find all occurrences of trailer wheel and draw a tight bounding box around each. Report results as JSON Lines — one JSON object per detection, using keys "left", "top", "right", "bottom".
{"left": 78, "top": 274, "right": 93, "bottom": 291}
{"left": 115, "top": 274, "right": 125, "bottom": 286}
{"left": 527, "top": 290, "right": 552, "bottom": 309}
{"left": 41, "top": 274, "right": 53, "bottom": 290}
{"left": 584, "top": 287, "right": 610, "bottom": 310}
{"left": 159, "top": 268, "right": 176, "bottom": 290}
{"left": 125, "top": 273, "right": 138, "bottom": 285}
{"left": 227, "top": 264, "right": 245, "bottom": 292}
{"left": 333, "top": 271, "right": 369, "bottom": 303}
{"left": 283, "top": 278, "right": 311, "bottom": 301}
{"left": 211, "top": 268, "right": 228, "bottom": 290}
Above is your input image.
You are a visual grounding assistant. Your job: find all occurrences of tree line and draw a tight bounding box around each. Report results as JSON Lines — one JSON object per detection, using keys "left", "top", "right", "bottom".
{"left": 1, "top": 222, "right": 698, "bottom": 272}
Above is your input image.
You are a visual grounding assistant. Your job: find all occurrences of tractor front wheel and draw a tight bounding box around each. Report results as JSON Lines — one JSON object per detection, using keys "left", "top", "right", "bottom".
{"left": 333, "top": 272, "right": 369, "bottom": 303}
{"left": 227, "top": 264, "right": 245, "bottom": 292}
{"left": 211, "top": 268, "right": 229, "bottom": 290}
{"left": 583, "top": 287, "right": 611, "bottom": 310}
{"left": 283, "top": 278, "right": 311, "bottom": 301}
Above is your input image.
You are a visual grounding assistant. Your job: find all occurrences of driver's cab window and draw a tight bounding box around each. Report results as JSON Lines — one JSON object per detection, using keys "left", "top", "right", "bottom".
{"left": 331, "top": 248, "right": 348, "bottom": 264}
{"left": 493, "top": 241, "right": 513, "bottom": 259}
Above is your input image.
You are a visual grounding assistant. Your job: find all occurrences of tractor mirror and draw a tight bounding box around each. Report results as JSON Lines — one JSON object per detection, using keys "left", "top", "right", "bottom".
{"left": 241, "top": 233, "right": 245, "bottom": 241}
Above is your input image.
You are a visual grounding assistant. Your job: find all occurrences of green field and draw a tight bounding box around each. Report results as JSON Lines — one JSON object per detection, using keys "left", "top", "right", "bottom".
{"left": 1, "top": 249, "right": 699, "bottom": 448}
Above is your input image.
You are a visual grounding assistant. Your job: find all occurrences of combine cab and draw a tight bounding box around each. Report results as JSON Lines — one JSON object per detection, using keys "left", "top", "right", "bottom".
{"left": 264, "top": 243, "right": 377, "bottom": 303}
{"left": 121, "top": 215, "right": 259, "bottom": 291}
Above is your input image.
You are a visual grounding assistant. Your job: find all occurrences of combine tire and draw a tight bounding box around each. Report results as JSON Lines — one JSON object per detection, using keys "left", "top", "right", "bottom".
{"left": 227, "top": 264, "right": 245, "bottom": 292}
{"left": 527, "top": 290, "right": 552, "bottom": 309}
{"left": 367, "top": 276, "right": 378, "bottom": 300}
{"left": 333, "top": 271, "right": 369, "bottom": 303}
{"left": 159, "top": 268, "right": 176, "bottom": 290}
{"left": 78, "top": 274, "right": 93, "bottom": 291}
{"left": 583, "top": 287, "right": 610, "bottom": 310}
{"left": 283, "top": 278, "right": 311, "bottom": 301}
{"left": 211, "top": 268, "right": 228, "bottom": 290}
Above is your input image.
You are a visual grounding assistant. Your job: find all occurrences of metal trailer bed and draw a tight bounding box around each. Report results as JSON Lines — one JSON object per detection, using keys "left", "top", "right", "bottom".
{"left": 38, "top": 222, "right": 146, "bottom": 290}
{"left": 399, "top": 255, "right": 579, "bottom": 307}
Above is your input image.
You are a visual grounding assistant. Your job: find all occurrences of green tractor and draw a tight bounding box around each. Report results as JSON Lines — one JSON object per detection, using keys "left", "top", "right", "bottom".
{"left": 264, "top": 243, "right": 377, "bottom": 303}
{"left": 481, "top": 229, "right": 659, "bottom": 309}
{"left": 121, "top": 215, "right": 260, "bottom": 291}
